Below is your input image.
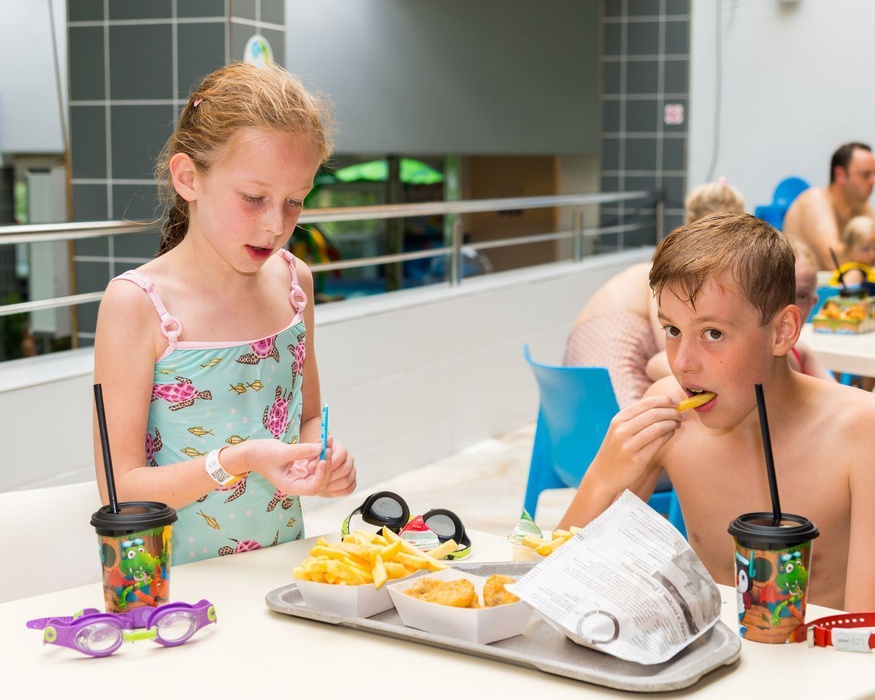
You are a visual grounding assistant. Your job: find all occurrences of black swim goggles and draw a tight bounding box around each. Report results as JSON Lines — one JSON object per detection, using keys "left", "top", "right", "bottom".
{"left": 341, "top": 491, "right": 472, "bottom": 560}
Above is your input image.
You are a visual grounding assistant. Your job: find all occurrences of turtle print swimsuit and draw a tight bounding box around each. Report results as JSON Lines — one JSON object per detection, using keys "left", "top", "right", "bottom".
{"left": 111, "top": 249, "right": 308, "bottom": 564}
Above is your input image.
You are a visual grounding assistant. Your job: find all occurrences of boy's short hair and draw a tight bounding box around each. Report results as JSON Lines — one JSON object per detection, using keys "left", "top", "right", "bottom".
{"left": 649, "top": 212, "right": 795, "bottom": 326}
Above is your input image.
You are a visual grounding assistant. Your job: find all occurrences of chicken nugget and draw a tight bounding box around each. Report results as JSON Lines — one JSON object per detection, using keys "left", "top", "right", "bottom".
{"left": 483, "top": 574, "right": 519, "bottom": 607}
{"left": 404, "top": 577, "right": 478, "bottom": 608}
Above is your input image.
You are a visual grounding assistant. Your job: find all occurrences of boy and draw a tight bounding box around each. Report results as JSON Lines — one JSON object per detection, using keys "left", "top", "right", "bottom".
{"left": 558, "top": 213, "right": 875, "bottom": 611}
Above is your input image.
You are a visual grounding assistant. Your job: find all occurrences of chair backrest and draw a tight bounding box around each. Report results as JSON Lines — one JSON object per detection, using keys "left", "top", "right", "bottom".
{"left": 772, "top": 176, "right": 810, "bottom": 208}
{"left": 0, "top": 481, "right": 103, "bottom": 603}
{"left": 754, "top": 177, "right": 810, "bottom": 231}
{"left": 524, "top": 346, "right": 619, "bottom": 488}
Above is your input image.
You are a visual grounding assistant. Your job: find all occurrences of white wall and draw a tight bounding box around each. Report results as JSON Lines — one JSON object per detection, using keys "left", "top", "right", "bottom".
{"left": 688, "top": 0, "right": 875, "bottom": 211}
{"left": 0, "top": 249, "right": 651, "bottom": 492}
{"left": 285, "top": 0, "right": 599, "bottom": 155}
{"left": 0, "top": 0, "right": 67, "bottom": 155}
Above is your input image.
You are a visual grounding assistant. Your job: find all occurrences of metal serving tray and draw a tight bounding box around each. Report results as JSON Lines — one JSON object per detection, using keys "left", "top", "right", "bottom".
{"left": 265, "top": 562, "right": 741, "bottom": 693}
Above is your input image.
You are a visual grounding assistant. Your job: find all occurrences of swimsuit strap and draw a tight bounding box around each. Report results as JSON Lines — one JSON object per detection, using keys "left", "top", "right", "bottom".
{"left": 277, "top": 248, "right": 308, "bottom": 315}
{"left": 112, "top": 270, "right": 182, "bottom": 357}
{"left": 790, "top": 345, "right": 804, "bottom": 374}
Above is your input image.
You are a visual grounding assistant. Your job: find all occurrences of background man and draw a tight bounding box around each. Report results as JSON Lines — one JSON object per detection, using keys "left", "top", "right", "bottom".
{"left": 783, "top": 142, "right": 875, "bottom": 270}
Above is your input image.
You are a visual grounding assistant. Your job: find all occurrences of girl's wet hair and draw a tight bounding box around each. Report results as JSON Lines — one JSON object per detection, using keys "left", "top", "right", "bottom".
{"left": 650, "top": 212, "right": 795, "bottom": 326}
{"left": 154, "top": 62, "right": 334, "bottom": 255}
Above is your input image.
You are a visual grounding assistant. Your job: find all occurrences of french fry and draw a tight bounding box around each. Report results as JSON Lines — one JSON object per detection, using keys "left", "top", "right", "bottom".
{"left": 425, "top": 538, "right": 459, "bottom": 560}
{"left": 293, "top": 527, "right": 449, "bottom": 588}
{"left": 676, "top": 392, "right": 716, "bottom": 411}
{"left": 519, "top": 528, "right": 579, "bottom": 558}
{"left": 372, "top": 555, "right": 387, "bottom": 589}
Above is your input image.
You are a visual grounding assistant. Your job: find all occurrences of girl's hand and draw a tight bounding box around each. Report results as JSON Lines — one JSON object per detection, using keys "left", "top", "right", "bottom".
{"left": 243, "top": 440, "right": 332, "bottom": 496}
{"left": 316, "top": 436, "right": 357, "bottom": 497}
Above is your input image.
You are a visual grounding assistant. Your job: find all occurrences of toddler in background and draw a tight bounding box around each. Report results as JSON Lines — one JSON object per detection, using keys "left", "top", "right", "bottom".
{"left": 830, "top": 215, "right": 875, "bottom": 286}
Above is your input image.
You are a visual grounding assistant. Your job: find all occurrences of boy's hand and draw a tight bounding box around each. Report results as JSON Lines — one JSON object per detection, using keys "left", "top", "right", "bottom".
{"left": 588, "top": 395, "right": 684, "bottom": 493}
{"left": 559, "top": 394, "right": 683, "bottom": 530}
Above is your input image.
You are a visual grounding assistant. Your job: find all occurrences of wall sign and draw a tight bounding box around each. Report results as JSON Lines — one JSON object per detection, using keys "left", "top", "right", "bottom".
{"left": 244, "top": 35, "right": 273, "bottom": 66}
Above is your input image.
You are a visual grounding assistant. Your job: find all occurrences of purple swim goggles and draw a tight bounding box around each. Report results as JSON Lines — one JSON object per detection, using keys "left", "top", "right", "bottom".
{"left": 26, "top": 599, "right": 216, "bottom": 658}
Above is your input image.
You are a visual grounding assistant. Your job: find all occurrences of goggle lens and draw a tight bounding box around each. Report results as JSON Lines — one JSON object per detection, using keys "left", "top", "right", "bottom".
{"left": 371, "top": 496, "right": 404, "bottom": 520}
{"left": 424, "top": 513, "right": 456, "bottom": 540}
{"left": 155, "top": 611, "right": 198, "bottom": 645}
{"left": 78, "top": 623, "right": 123, "bottom": 656}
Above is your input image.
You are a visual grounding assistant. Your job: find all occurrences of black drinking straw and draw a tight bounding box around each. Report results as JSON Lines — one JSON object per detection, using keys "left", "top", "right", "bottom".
{"left": 754, "top": 383, "right": 782, "bottom": 525}
{"left": 829, "top": 247, "right": 848, "bottom": 292}
{"left": 94, "top": 383, "right": 119, "bottom": 514}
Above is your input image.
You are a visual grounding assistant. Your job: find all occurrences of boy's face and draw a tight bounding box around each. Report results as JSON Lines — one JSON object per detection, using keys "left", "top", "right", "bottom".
{"left": 658, "top": 274, "right": 775, "bottom": 429}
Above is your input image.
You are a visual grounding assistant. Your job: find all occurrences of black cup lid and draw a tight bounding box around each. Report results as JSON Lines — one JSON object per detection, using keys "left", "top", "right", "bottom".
{"left": 91, "top": 501, "right": 177, "bottom": 535}
{"left": 728, "top": 511, "right": 819, "bottom": 546}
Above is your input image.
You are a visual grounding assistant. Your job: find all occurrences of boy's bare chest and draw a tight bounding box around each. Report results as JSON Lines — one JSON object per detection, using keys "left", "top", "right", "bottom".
{"left": 667, "top": 428, "right": 848, "bottom": 514}
{"left": 665, "top": 429, "right": 849, "bottom": 571}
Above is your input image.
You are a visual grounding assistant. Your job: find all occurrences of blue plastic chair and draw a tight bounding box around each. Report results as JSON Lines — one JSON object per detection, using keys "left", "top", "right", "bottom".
{"left": 773, "top": 176, "right": 810, "bottom": 208}
{"left": 522, "top": 345, "right": 686, "bottom": 536}
{"left": 753, "top": 176, "right": 810, "bottom": 231}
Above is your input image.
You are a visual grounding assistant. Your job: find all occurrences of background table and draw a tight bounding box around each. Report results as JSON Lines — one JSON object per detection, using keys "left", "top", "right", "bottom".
{"left": 2, "top": 531, "right": 873, "bottom": 698}
{"left": 799, "top": 323, "right": 875, "bottom": 376}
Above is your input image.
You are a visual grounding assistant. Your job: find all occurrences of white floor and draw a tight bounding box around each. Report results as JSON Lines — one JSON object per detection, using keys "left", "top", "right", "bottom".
{"left": 302, "top": 423, "right": 577, "bottom": 540}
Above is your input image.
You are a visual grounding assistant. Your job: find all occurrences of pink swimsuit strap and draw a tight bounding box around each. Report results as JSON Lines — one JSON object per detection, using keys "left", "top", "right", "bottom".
{"left": 790, "top": 345, "right": 804, "bottom": 374}
{"left": 112, "top": 250, "right": 307, "bottom": 360}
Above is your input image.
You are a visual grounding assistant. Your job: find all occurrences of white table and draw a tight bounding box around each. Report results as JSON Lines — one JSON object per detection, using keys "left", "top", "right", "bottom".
{"left": 799, "top": 323, "right": 875, "bottom": 376}
{"left": 2, "top": 531, "right": 873, "bottom": 698}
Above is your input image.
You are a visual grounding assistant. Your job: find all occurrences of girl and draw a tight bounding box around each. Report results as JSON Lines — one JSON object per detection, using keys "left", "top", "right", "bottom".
{"left": 93, "top": 63, "right": 356, "bottom": 564}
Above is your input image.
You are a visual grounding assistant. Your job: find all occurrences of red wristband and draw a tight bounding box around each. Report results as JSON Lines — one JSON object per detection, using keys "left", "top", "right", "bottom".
{"left": 790, "top": 612, "right": 875, "bottom": 652}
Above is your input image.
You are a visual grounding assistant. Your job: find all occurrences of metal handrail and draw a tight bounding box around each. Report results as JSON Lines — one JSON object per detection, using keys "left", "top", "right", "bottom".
{"left": 0, "top": 190, "right": 662, "bottom": 318}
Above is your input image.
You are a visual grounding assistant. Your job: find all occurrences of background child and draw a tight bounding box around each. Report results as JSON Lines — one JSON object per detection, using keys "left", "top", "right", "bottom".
{"left": 831, "top": 214, "right": 875, "bottom": 286}
{"left": 788, "top": 239, "right": 835, "bottom": 382}
{"left": 93, "top": 63, "right": 356, "bottom": 564}
{"left": 559, "top": 212, "right": 875, "bottom": 611}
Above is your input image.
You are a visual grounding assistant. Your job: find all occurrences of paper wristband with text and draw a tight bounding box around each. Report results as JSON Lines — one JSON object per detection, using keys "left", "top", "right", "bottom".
{"left": 205, "top": 447, "right": 244, "bottom": 487}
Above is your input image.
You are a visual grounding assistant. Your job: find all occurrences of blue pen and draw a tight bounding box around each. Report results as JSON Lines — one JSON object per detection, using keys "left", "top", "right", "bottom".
{"left": 320, "top": 403, "right": 329, "bottom": 460}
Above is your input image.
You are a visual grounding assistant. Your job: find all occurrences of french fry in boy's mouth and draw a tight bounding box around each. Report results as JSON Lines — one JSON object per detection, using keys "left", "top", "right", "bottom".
{"left": 676, "top": 392, "right": 716, "bottom": 411}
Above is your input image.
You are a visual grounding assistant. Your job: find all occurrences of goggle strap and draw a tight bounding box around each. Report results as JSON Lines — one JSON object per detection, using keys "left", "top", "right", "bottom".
{"left": 341, "top": 506, "right": 363, "bottom": 538}
{"left": 123, "top": 628, "right": 158, "bottom": 643}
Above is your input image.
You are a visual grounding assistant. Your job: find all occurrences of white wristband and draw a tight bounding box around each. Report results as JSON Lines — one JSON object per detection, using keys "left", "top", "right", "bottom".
{"left": 205, "top": 447, "right": 239, "bottom": 486}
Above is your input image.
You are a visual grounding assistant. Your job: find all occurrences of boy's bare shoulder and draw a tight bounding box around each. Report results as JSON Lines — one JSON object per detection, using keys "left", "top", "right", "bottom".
{"left": 781, "top": 377, "right": 875, "bottom": 466}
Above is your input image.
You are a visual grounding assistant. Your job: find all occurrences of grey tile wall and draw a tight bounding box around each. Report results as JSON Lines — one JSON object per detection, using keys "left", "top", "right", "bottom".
{"left": 0, "top": 167, "right": 14, "bottom": 225}
{"left": 599, "top": 0, "right": 690, "bottom": 249}
{"left": 67, "top": 0, "right": 285, "bottom": 345}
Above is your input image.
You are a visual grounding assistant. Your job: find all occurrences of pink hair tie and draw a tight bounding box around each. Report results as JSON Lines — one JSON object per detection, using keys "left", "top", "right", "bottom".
{"left": 717, "top": 176, "right": 728, "bottom": 185}
{"left": 192, "top": 98, "right": 203, "bottom": 107}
